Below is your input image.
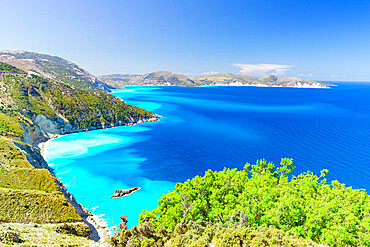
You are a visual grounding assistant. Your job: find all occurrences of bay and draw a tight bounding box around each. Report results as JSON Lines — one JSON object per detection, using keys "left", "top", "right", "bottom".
{"left": 45, "top": 83, "right": 370, "bottom": 230}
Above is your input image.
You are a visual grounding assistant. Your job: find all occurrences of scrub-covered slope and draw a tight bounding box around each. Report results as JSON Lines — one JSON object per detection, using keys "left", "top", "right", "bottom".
{"left": 0, "top": 62, "right": 156, "bottom": 145}
{"left": 0, "top": 49, "right": 111, "bottom": 92}
{"left": 0, "top": 136, "right": 82, "bottom": 223}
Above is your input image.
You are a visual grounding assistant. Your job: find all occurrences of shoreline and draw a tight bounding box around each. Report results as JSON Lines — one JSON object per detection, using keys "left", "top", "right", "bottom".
{"left": 39, "top": 137, "right": 111, "bottom": 244}
{"left": 37, "top": 116, "right": 162, "bottom": 244}
{"left": 111, "top": 84, "right": 334, "bottom": 89}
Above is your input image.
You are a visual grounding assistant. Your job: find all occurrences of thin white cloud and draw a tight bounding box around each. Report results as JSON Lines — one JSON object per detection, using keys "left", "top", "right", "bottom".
{"left": 233, "top": 63, "right": 293, "bottom": 76}
{"left": 330, "top": 75, "right": 339, "bottom": 78}
{"left": 201, "top": 71, "right": 217, "bottom": 75}
{"left": 299, "top": 73, "right": 313, "bottom": 77}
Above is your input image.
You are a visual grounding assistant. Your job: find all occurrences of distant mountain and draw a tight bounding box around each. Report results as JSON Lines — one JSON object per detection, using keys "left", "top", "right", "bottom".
{"left": 101, "top": 71, "right": 335, "bottom": 88}
{"left": 0, "top": 50, "right": 111, "bottom": 92}
{"left": 100, "top": 71, "right": 197, "bottom": 88}
{"left": 193, "top": 73, "right": 335, "bottom": 88}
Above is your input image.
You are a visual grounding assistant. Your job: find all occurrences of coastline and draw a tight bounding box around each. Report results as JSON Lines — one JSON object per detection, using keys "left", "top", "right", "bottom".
{"left": 37, "top": 116, "right": 162, "bottom": 244}
{"left": 39, "top": 137, "right": 111, "bottom": 244}
{"left": 112, "top": 84, "right": 333, "bottom": 89}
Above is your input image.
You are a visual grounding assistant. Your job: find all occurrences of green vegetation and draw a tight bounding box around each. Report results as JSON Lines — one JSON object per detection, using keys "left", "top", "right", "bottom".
{"left": 0, "top": 112, "right": 24, "bottom": 137}
{"left": 0, "top": 61, "right": 159, "bottom": 244}
{"left": 112, "top": 159, "right": 370, "bottom": 247}
{"left": 0, "top": 137, "right": 82, "bottom": 223}
{"left": 0, "top": 137, "right": 32, "bottom": 169}
{"left": 0, "top": 187, "right": 82, "bottom": 223}
{"left": 0, "top": 223, "right": 93, "bottom": 246}
{"left": 0, "top": 168, "right": 59, "bottom": 192}
{"left": 0, "top": 63, "right": 154, "bottom": 130}
{"left": 0, "top": 62, "right": 24, "bottom": 73}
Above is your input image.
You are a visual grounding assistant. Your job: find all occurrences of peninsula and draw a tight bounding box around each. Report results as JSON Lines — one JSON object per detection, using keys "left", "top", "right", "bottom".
{"left": 100, "top": 71, "right": 335, "bottom": 88}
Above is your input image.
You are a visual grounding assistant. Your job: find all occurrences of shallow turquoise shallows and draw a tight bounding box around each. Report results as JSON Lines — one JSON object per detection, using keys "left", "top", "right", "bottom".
{"left": 45, "top": 83, "right": 370, "bottom": 231}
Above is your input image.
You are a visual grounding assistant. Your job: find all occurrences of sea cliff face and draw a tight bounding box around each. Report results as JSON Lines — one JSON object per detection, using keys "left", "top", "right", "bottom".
{"left": 20, "top": 112, "right": 161, "bottom": 146}
{"left": 12, "top": 140, "right": 49, "bottom": 169}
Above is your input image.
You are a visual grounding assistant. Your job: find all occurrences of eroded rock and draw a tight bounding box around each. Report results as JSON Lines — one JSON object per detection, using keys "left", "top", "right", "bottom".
{"left": 111, "top": 188, "right": 140, "bottom": 198}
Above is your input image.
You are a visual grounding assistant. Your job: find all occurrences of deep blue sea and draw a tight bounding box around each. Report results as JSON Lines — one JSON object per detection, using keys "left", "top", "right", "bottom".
{"left": 44, "top": 83, "right": 370, "bottom": 230}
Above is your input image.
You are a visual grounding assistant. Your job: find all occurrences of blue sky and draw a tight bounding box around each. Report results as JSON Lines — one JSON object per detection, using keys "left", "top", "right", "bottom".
{"left": 1, "top": 0, "right": 370, "bottom": 81}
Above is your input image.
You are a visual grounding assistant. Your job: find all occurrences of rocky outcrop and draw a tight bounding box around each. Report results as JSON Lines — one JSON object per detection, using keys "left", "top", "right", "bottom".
{"left": 33, "top": 114, "right": 75, "bottom": 135}
{"left": 20, "top": 111, "right": 161, "bottom": 147}
{"left": 55, "top": 179, "right": 92, "bottom": 217}
{"left": 111, "top": 188, "right": 140, "bottom": 198}
{"left": 20, "top": 118, "right": 72, "bottom": 147}
{"left": 20, "top": 123, "right": 49, "bottom": 147}
{"left": 12, "top": 140, "right": 49, "bottom": 169}
{"left": 118, "top": 216, "right": 128, "bottom": 231}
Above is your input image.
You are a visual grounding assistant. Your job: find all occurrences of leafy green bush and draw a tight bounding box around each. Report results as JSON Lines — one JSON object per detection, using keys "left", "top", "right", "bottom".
{"left": 112, "top": 159, "right": 370, "bottom": 247}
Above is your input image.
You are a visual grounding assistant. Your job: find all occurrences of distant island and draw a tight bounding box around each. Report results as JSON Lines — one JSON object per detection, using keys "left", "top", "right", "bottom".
{"left": 100, "top": 71, "right": 336, "bottom": 88}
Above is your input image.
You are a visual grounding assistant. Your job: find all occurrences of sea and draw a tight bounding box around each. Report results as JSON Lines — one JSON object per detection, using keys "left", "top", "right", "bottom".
{"left": 44, "top": 82, "right": 370, "bottom": 230}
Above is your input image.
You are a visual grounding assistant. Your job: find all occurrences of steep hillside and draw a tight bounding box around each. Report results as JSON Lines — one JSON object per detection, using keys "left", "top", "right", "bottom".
{"left": 0, "top": 62, "right": 156, "bottom": 145}
{"left": 0, "top": 49, "right": 111, "bottom": 92}
{"left": 100, "top": 71, "right": 197, "bottom": 87}
{"left": 0, "top": 137, "right": 82, "bottom": 223}
{"left": 193, "top": 73, "right": 335, "bottom": 88}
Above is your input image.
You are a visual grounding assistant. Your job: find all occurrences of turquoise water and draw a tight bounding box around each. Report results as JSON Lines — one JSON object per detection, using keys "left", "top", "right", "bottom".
{"left": 45, "top": 84, "right": 370, "bottom": 230}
